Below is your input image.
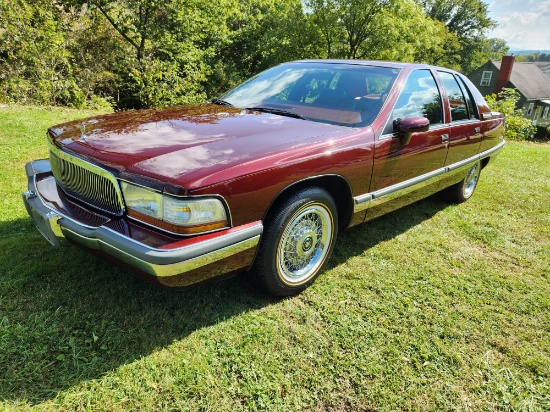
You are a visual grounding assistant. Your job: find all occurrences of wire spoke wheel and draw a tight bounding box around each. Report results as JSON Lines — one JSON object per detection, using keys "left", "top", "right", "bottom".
{"left": 253, "top": 187, "right": 337, "bottom": 296}
{"left": 277, "top": 203, "right": 332, "bottom": 284}
{"left": 444, "top": 160, "right": 482, "bottom": 204}
{"left": 462, "top": 162, "right": 480, "bottom": 198}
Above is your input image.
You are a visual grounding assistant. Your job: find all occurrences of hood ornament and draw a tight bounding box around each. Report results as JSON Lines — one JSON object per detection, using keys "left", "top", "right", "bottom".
{"left": 79, "top": 122, "right": 87, "bottom": 141}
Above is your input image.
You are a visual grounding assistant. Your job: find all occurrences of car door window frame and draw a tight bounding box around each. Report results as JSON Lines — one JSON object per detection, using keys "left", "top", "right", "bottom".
{"left": 437, "top": 70, "right": 479, "bottom": 125}
{"left": 380, "top": 68, "right": 445, "bottom": 140}
{"left": 456, "top": 75, "right": 480, "bottom": 120}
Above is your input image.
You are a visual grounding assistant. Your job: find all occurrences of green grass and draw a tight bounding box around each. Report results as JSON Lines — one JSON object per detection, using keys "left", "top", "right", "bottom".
{"left": 1, "top": 105, "right": 549, "bottom": 411}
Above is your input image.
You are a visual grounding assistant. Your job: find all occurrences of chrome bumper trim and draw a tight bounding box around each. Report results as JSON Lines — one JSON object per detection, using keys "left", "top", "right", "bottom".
{"left": 354, "top": 141, "right": 505, "bottom": 212}
{"left": 61, "top": 228, "right": 260, "bottom": 277}
{"left": 23, "top": 160, "right": 262, "bottom": 278}
{"left": 22, "top": 188, "right": 67, "bottom": 247}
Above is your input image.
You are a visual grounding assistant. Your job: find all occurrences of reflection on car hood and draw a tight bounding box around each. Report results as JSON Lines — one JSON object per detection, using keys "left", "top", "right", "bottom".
{"left": 50, "top": 104, "right": 357, "bottom": 189}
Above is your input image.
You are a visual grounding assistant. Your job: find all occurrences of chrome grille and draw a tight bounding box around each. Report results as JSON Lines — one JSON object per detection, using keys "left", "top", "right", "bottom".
{"left": 49, "top": 148, "right": 124, "bottom": 216}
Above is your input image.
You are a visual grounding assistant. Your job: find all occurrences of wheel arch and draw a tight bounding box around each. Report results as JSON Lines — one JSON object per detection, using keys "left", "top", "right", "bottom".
{"left": 262, "top": 174, "right": 354, "bottom": 232}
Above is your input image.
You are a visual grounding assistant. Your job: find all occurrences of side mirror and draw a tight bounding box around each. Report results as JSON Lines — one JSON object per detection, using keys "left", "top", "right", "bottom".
{"left": 394, "top": 116, "right": 430, "bottom": 145}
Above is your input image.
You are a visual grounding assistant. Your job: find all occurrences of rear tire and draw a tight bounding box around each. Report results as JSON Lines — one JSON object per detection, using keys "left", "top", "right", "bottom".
{"left": 253, "top": 187, "right": 338, "bottom": 297}
{"left": 445, "top": 161, "right": 481, "bottom": 203}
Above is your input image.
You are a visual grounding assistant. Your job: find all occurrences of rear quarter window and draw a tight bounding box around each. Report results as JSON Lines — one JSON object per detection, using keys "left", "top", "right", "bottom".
{"left": 456, "top": 74, "right": 490, "bottom": 115}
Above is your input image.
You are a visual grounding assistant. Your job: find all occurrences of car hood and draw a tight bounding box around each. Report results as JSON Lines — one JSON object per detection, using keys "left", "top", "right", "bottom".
{"left": 49, "top": 104, "right": 360, "bottom": 190}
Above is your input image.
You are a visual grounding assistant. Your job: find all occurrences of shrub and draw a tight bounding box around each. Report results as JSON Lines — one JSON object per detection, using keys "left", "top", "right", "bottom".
{"left": 534, "top": 125, "right": 550, "bottom": 141}
{"left": 485, "top": 88, "right": 536, "bottom": 140}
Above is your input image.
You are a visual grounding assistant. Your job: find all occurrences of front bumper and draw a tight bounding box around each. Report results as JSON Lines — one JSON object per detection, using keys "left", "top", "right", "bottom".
{"left": 22, "top": 160, "right": 263, "bottom": 287}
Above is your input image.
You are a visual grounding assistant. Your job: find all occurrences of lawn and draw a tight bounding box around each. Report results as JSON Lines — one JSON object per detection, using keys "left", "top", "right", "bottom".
{"left": 0, "top": 105, "right": 549, "bottom": 411}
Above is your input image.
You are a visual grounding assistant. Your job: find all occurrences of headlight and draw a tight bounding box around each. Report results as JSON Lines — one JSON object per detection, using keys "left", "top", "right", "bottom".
{"left": 120, "top": 182, "right": 228, "bottom": 235}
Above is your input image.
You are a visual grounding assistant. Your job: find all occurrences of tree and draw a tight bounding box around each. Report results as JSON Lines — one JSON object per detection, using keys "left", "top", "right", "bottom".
{"left": 0, "top": 0, "right": 102, "bottom": 107}
{"left": 305, "top": 0, "right": 449, "bottom": 63}
{"left": 417, "top": 0, "right": 496, "bottom": 72}
{"left": 214, "top": 0, "right": 308, "bottom": 85}
{"left": 305, "top": 0, "right": 394, "bottom": 59}
{"left": 516, "top": 52, "right": 550, "bottom": 62}
{"left": 59, "top": 0, "right": 236, "bottom": 108}
{"left": 484, "top": 38, "right": 510, "bottom": 61}
{"left": 0, "top": 0, "right": 505, "bottom": 109}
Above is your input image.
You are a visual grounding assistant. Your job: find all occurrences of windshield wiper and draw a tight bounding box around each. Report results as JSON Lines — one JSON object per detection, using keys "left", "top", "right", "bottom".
{"left": 246, "top": 106, "right": 305, "bottom": 120}
{"left": 210, "top": 97, "right": 233, "bottom": 107}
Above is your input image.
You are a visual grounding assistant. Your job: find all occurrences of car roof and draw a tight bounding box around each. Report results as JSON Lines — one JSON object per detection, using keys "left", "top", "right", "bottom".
{"left": 291, "top": 59, "right": 435, "bottom": 70}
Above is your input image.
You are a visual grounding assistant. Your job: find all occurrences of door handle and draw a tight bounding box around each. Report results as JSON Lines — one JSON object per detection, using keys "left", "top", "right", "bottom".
{"left": 442, "top": 134, "right": 449, "bottom": 143}
{"left": 475, "top": 127, "right": 481, "bottom": 133}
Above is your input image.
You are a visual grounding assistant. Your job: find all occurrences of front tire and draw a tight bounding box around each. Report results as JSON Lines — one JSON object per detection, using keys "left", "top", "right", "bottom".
{"left": 253, "top": 187, "right": 338, "bottom": 297}
{"left": 445, "top": 161, "right": 481, "bottom": 203}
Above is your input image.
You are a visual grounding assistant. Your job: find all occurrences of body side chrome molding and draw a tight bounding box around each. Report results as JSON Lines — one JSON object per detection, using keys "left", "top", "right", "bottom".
{"left": 354, "top": 141, "right": 505, "bottom": 212}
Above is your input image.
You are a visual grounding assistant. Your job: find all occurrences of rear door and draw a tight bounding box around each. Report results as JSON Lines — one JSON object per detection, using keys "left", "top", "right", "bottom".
{"left": 437, "top": 71, "right": 483, "bottom": 166}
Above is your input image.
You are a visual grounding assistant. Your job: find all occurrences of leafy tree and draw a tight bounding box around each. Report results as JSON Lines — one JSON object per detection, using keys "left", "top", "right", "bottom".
{"left": 485, "top": 88, "right": 536, "bottom": 140}
{"left": 484, "top": 38, "right": 510, "bottom": 61}
{"left": 0, "top": 0, "right": 116, "bottom": 108}
{"left": 516, "top": 52, "right": 550, "bottom": 62}
{"left": 59, "top": 0, "right": 235, "bottom": 108}
{"left": 305, "top": 0, "right": 396, "bottom": 59}
{"left": 305, "top": 0, "right": 448, "bottom": 63}
{"left": 0, "top": 0, "right": 510, "bottom": 109}
{"left": 0, "top": 0, "right": 77, "bottom": 106}
{"left": 208, "top": 0, "right": 308, "bottom": 96}
{"left": 417, "top": 0, "right": 495, "bottom": 72}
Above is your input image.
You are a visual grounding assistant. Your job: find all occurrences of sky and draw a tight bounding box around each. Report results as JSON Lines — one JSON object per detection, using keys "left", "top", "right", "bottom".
{"left": 483, "top": 0, "right": 550, "bottom": 51}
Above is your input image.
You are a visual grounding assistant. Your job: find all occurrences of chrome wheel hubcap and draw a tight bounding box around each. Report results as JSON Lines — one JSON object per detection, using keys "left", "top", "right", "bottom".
{"left": 277, "top": 204, "right": 333, "bottom": 284}
{"left": 463, "top": 163, "right": 479, "bottom": 198}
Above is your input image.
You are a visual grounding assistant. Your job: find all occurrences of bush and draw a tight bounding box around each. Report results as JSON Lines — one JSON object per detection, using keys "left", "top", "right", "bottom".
{"left": 485, "top": 88, "right": 536, "bottom": 140}
{"left": 534, "top": 125, "right": 550, "bottom": 141}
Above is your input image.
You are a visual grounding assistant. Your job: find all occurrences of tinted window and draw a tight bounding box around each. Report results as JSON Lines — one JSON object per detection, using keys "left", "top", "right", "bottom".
{"left": 221, "top": 62, "right": 400, "bottom": 127}
{"left": 389, "top": 69, "right": 442, "bottom": 132}
{"left": 438, "top": 71, "right": 469, "bottom": 122}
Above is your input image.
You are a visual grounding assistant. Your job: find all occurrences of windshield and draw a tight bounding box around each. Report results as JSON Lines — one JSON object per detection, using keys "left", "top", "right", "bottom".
{"left": 220, "top": 62, "right": 400, "bottom": 127}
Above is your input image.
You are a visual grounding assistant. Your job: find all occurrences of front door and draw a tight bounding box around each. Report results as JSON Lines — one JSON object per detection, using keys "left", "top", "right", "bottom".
{"left": 368, "top": 69, "right": 449, "bottom": 219}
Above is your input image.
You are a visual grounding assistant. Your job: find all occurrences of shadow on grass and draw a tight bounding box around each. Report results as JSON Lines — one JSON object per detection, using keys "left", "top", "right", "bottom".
{"left": 0, "top": 194, "right": 448, "bottom": 404}
{"left": 330, "top": 193, "right": 448, "bottom": 268}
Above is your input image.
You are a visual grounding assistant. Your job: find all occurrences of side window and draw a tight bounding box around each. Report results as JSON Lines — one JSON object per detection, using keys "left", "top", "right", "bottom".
{"left": 438, "top": 71, "right": 469, "bottom": 122}
{"left": 527, "top": 103, "right": 534, "bottom": 116}
{"left": 480, "top": 71, "right": 492, "bottom": 86}
{"left": 456, "top": 75, "right": 479, "bottom": 120}
{"left": 387, "top": 69, "right": 442, "bottom": 133}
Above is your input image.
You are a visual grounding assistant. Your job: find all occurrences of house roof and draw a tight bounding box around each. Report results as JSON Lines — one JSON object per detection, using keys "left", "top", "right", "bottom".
{"left": 534, "top": 62, "right": 550, "bottom": 76}
{"left": 492, "top": 60, "right": 550, "bottom": 100}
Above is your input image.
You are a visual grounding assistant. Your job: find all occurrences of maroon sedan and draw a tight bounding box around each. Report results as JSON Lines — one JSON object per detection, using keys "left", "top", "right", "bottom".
{"left": 23, "top": 60, "right": 505, "bottom": 296}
